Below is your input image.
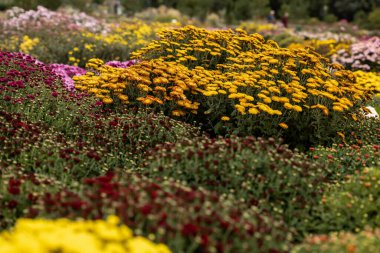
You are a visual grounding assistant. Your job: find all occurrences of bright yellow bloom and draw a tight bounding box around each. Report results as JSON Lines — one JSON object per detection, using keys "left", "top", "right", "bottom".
{"left": 292, "top": 105, "right": 302, "bottom": 112}
{"left": 235, "top": 104, "right": 246, "bottom": 114}
{"left": 279, "top": 122, "right": 288, "bottom": 129}
{"left": 0, "top": 216, "right": 171, "bottom": 253}
{"left": 141, "top": 98, "right": 154, "bottom": 105}
{"left": 221, "top": 116, "right": 230, "bottom": 121}
{"left": 270, "top": 69, "right": 279, "bottom": 75}
{"left": 102, "top": 97, "right": 113, "bottom": 104}
{"left": 263, "top": 97, "right": 272, "bottom": 104}
{"left": 333, "top": 105, "right": 344, "bottom": 112}
{"left": 284, "top": 103, "right": 293, "bottom": 110}
{"left": 248, "top": 107, "right": 260, "bottom": 115}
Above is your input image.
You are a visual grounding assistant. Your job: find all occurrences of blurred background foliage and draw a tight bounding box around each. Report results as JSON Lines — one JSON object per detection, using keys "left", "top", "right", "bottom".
{"left": 0, "top": 0, "right": 379, "bottom": 28}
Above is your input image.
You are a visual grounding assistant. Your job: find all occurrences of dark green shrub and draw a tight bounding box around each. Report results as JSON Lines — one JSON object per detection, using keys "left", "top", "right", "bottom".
{"left": 367, "top": 8, "right": 380, "bottom": 30}
{"left": 0, "top": 3, "right": 10, "bottom": 11}
{"left": 323, "top": 14, "right": 338, "bottom": 23}
{"left": 139, "top": 135, "right": 333, "bottom": 236}
{"left": 13, "top": 0, "right": 63, "bottom": 10}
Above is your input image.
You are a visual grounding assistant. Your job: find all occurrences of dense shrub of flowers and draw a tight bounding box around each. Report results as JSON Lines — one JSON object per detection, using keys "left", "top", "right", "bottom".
{"left": 65, "top": 108, "right": 202, "bottom": 168}
{"left": 238, "top": 22, "right": 282, "bottom": 36}
{"left": 294, "top": 31, "right": 357, "bottom": 44}
{"left": 139, "top": 135, "right": 332, "bottom": 234}
{"left": 2, "top": 6, "right": 105, "bottom": 33}
{"left": 310, "top": 167, "right": 380, "bottom": 234}
{"left": 0, "top": 111, "right": 112, "bottom": 179}
{"left": 267, "top": 32, "right": 302, "bottom": 48}
{"left": 0, "top": 215, "right": 171, "bottom": 253}
{"left": 0, "top": 51, "right": 200, "bottom": 178}
{"left": 332, "top": 37, "right": 380, "bottom": 71}
{"left": 292, "top": 228, "right": 380, "bottom": 253}
{"left": 134, "top": 5, "right": 188, "bottom": 23}
{"left": 1, "top": 17, "right": 380, "bottom": 252}
{"left": 341, "top": 117, "right": 380, "bottom": 145}
{"left": 308, "top": 117, "right": 380, "bottom": 180}
{"left": 287, "top": 39, "right": 350, "bottom": 58}
{"left": 0, "top": 108, "right": 201, "bottom": 181}
{"left": 105, "top": 60, "right": 137, "bottom": 69}
{"left": 49, "top": 63, "right": 87, "bottom": 90}
{"left": 0, "top": 51, "right": 97, "bottom": 130}
{"left": 310, "top": 143, "right": 380, "bottom": 180}
{"left": 0, "top": 172, "right": 292, "bottom": 253}
{"left": 354, "top": 70, "right": 380, "bottom": 96}
{"left": 0, "top": 12, "right": 178, "bottom": 66}
{"left": 74, "top": 26, "right": 372, "bottom": 147}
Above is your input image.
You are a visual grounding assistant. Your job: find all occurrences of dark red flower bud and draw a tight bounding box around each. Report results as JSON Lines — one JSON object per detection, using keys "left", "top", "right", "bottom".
{"left": 7, "top": 199, "right": 18, "bottom": 209}
{"left": 181, "top": 223, "right": 199, "bottom": 236}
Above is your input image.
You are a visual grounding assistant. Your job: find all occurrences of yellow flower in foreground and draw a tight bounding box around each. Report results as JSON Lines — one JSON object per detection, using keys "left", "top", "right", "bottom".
{"left": 279, "top": 122, "right": 288, "bottom": 129}
{"left": 127, "top": 237, "right": 171, "bottom": 253}
{"left": 0, "top": 216, "right": 171, "bottom": 253}
{"left": 221, "top": 116, "right": 230, "bottom": 121}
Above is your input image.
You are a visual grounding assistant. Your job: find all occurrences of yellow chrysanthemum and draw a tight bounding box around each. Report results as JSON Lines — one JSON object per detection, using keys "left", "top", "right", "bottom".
{"left": 279, "top": 122, "right": 288, "bottom": 129}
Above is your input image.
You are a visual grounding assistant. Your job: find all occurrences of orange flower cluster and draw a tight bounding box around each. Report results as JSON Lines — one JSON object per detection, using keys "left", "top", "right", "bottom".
{"left": 75, "top": 26, "right": 373, "bottom": 141}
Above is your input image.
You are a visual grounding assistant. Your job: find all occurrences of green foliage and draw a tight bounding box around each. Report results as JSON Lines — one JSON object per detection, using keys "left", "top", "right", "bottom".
{"left": 0, "top": 2, "right": 11, "bottom": 11}
{"left": 176, "top": 0, "right": 214, "bottom": 20}
{"left": 280, "top": 0, "right": 310, "bottom": 20}
{"left": 367, "top": 8, "right": 380, "bottom": 29}
{"left": 353, "top": 10, "right": 368, "bottom": 27}
{"left": 310, "top": 167, "right": 380, "bottom": 234}
{"left": 323, "top": 14, "right": 338, "bottom": 23}
{"left": 330, "top": 0, "right": 375, "bottom": 21}
{"left": 63, "top": 0, "right": 92, "bottom": 11}
{"left": 13, "top": 0, "right": 63, "bottom": 10}
{"left": 225, "top": 0, "right": 269, "bottom": 23}
{"left": 121, "top": 0, "right": 146, "bottom": 14}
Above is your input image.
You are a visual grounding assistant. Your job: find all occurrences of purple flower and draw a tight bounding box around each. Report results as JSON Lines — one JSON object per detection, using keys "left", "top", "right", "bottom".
{"left": 105, "top": 60, "right": 137, "bottom": 68}
{"left": 332, "top": 36, "right": 380, "bottom": 71}
{"left": 49, "top": 64, "right": 86, "bottom": 90}
{"left": 3, "top": 6, "right": 106, "bottom": 34}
